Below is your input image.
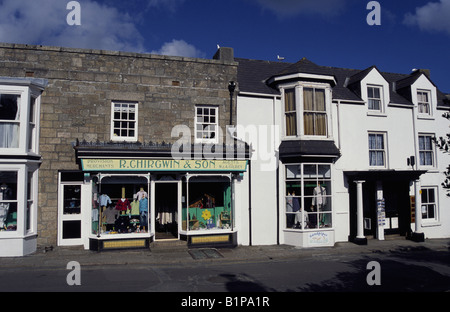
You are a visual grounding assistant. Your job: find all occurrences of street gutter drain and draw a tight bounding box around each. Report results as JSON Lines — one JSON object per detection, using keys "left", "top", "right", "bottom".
{"left": 189, "top": 248, "right": 223, "bottom": 260}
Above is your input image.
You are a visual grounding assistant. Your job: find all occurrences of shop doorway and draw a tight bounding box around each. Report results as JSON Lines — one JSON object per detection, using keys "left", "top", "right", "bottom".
{"left": 155, "top": 182, "right": 178, "bottom": 240}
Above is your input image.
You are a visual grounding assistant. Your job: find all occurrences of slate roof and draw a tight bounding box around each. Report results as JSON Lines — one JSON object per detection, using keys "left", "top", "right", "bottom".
{"left": 236, "top": 57, "right": 450, "bottom": 109}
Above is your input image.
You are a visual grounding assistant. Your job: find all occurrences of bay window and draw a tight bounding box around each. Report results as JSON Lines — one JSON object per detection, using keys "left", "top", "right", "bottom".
{"left": 283, "top": 85, "right": 330, "bottom": 138}
{"left": 285, "top": 164, "right": 332, "bottom": 230}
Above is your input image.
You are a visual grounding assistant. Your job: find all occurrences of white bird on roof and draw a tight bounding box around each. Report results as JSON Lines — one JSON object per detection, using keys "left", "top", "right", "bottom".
{"left": 277, "top": 55, "right": 285, "bottom": 61}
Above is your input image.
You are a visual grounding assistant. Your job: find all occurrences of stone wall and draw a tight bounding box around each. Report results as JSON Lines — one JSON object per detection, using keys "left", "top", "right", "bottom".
{"left": 0, "top": 43, "right": 238, "bottom": 246}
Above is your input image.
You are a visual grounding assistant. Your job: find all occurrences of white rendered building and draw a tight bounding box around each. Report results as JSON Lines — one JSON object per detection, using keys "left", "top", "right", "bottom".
{"left": 235, "top": 55, "right": 450, "bottom": 247}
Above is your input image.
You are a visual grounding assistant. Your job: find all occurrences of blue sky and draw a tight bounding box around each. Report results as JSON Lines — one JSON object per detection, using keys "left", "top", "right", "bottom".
{"left": 0, "top": 0, "right": 449, "bottom": 93}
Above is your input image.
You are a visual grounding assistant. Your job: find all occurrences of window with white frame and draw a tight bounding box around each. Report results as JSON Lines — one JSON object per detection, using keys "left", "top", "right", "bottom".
{"left": 303, "top": 88, "right": 327, "bottom": 136}
{"left": 284, "top": 89, "right": 297, "bottom": 137}
{"left": 111, "top": 102, "right": 138, "bottom": 141}
{"left": 368, "top": 132, "right": 386, "bottom": 167}
{"left": 417, "top": 90, "right": 431, "bottom": 115}
{"left": 282, "top": 86, "right": 330, "bottom": 138}
{"left": 367, "top": 85, "right": 383, "bottom": 112}
{"left": 195, "top": 106, "right": 218, "bottom": 143}
{"left": 285, "top": 164, "right": 332, "bottom": 230}
{"left": 421, "top": 187, "right": 437, "bottom": 221}
{"left": 0, "top": 171, "right": 18, "bottom": 232}
{"left": 0, "top": 94, "right": 21, "bottom": 148}
{"left": 418, "top": 134, "right": 435, "bottom": 167}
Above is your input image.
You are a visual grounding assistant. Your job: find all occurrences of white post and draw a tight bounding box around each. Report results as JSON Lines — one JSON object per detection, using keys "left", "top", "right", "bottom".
{"left": 355, "top": 180, "right": 366, "bottom": 242}
{"left": 414, "top": 179, "right": 423, "bottom": 234}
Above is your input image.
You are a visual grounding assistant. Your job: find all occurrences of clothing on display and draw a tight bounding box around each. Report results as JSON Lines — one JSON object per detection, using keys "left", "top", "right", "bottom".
{"left": 98, "top": 194, "right": 112, "bottom": 207}
{"left": 136, "top": 189, "right": 148, "bottom": 201}
{"left": 312, "top": 185, "right": 327, "bottom": 207}
{"left": 103, "top": 206, "right": 119, "bottom": 224}
{"left": 130, "top": 199, "right": 140, "bottom": 215}
{"left": 115, "top": 198, "right": 131, "bottom": 211}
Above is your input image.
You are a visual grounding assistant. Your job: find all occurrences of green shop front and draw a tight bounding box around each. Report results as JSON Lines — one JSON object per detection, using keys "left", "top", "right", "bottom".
{"left": 60, "top": 142, "right": 249, "bottom": 251}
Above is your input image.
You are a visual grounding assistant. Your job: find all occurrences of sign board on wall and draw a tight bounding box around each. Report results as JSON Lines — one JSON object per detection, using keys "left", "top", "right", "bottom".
{"left": 81, "top": 159, "right": 248, "bottom": 172}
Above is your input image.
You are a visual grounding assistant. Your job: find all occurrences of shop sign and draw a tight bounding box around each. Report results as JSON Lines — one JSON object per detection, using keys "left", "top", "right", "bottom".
{"left": 308, "top": 231, "right": 329, "bottom": 246}
{"left": 81, "top": 158, "right": 248, "bottom": 172}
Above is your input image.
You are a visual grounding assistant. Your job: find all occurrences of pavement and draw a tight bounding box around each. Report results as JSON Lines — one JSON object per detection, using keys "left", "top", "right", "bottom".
{"left": 1, "top": 236, "right": 449, "bottom": 268}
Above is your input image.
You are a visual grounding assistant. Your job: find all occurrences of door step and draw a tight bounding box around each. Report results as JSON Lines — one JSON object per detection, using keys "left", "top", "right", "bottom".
{"left": 150, "top": 239, "right": 187, "bottom": 249}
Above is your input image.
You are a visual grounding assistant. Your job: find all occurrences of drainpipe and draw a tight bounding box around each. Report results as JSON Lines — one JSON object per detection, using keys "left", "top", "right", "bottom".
{"left": 411, "top": 102, "right": 425, "bottom": 242}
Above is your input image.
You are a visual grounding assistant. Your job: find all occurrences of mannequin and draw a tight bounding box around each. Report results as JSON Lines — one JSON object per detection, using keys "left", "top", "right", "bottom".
{"left": 139, "top": 193, "right": 148, "bottom": 231}
{"left": 312, "top": 182, "right": 326, "bottom": 208}
{"left": 136, "top": 187, "right": 148, "bottom": 201}
{"left": 312, "top": 182, "right": 327, "bottom": 228}
{"left": 115, "top": 197, "right": 131, "bottom": 214}
{"left": 0, "top": 183, "right": 12, "bottom": 229}
{"left": 130, "top": 194, "right": 140, "bottom": 216}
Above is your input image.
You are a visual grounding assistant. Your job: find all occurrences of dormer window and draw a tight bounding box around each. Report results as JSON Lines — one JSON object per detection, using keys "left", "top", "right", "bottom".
{"left": 417, "top": 90, "right": 431, "bottom": 115}
{"left": 367, "top": 85, "right": 382, "bottom": 112}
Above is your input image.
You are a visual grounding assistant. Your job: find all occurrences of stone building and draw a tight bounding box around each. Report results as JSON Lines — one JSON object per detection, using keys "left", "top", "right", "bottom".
{"left": 0, "top": 43, "right": 248, "bottom": 256}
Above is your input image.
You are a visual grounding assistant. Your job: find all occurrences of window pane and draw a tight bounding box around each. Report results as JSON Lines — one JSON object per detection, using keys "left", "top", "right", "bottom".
{"left": 0, "top": 172, "right": 18, "bottom": 231}
{"left": 0, "top": 94, "right": 20, "bottom": 120}
{"left": 303, "top": 88, "right": 313, "bottom": 111}
{"left": 62, "top": 220, "right": 81, "bottom": 239}
{"left": 315, "top": 89, "right": 325, "bottom": 111}
{"left": 63, "top": 185, "right": 81, "bottom": 214}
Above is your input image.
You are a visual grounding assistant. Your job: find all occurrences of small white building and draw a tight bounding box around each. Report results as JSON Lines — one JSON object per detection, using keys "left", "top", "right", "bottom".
{"left": 235, "top": 55, "right": 450, "bottom": 247}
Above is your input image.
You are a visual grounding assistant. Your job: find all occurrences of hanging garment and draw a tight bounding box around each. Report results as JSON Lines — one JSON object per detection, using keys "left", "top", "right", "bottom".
{"left": 115, "top": 198, "right": 131, "bottom": 211}
{"left": 312, "top": 186, "right": 327, "bottom": 207}
{"left": 139, "top": 197, "right": 148, "bottom": 212}
{"left": 130, "top": 200, "right": 140, "bottom": 215}
{"left": 136, "top": 190, "right": 148, "bottom": 201}
{"left": 103, "top": 207, "right": 119, "bottom": 224}
{"left": 98, "top": 194, "right": 112, "bottom": 207}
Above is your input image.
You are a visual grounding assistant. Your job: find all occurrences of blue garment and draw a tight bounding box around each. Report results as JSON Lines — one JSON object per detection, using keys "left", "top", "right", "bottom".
{"left": 98, "top": 194, "right": 112, "bottom": 207}
{"left": 293, "top": 197, "right": 300, "bottom": 212}
{"left": 139, "top": 197, "right": 148, "bottom": 212}
{"left": 140, "top": 211, "right": 148, "bottom": 227}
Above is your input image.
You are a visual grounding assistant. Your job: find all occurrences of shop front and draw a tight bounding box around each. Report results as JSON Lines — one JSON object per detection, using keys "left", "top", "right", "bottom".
{"left": 279, "top": 140, "right": 341, "bottom": 248}
{"left": 64, "top": 142, "right": 249, "bottom": 251}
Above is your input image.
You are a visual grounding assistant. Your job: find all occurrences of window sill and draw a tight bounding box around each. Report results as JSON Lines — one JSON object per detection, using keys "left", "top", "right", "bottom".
{"left": 367, "top": 111, "right": 387, "bottom": 117}
{"left": 421, "top": 222, "right": 441, "bottom": 228}
{"left": 111, "top": 138, "right": 138, "bottom": 143}
{"left": 417, "top": 115, "right": 435, "bottom": 121}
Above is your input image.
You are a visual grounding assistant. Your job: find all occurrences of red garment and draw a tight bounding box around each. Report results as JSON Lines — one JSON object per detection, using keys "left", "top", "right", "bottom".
{"left": 115, "top": 198, "right": 131, "bottom": 211}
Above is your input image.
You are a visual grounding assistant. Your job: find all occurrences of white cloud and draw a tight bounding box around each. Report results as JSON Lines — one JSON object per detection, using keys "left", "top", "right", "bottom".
{"left": 403, "top": 0, "right": 450, "bottom": 35}
{"left": 146, "top": 0, "right": 185, "bottom": 12}
{"left": 252, "top": 0, "right": 349, "bottom": 17}
{"left": 151, "top": 39, "right": 205, "bottom": 58}
{"left": 0, "top": 0, "right": 145, "bottom": 52}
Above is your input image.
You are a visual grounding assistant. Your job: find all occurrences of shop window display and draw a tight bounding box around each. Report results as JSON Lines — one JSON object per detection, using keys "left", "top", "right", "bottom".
{"left": 93, "top": 181, "right": 149, "bottom": 235}
{"left": 183, "top": 177, "right": 232, "bottom": 232}
{"left": 0, "top": 172, "right": 18, "bottom": 231}
{"left": 285, "top": 164, "right": 332, "bottom": 230}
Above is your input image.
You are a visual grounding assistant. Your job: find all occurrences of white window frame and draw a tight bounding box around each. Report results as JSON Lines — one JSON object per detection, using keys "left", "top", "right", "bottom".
{"left": 195, "top": 105, "right": 219, "bottom": 144}
{"left": 368, "top": 132, "right": 387, "bottom": 168}
{"left": 417, "top": 90, "right": 432, "bottom": 116}
{"left": 110, "top": 101, "right": 138, "bottom": 142}
{"left": 0, "top": 85, "right": 42, "bottom": 155}
{"left": 421, "top": 186, "right": 438, "bottom": 222}
{"left": 281, "top": 83, "right": 332, "bottom": 140}
{"left": 284, "top": 163, "right": 333, "bottom": 231}
{"left": 418, "top": 133, "right": 436, "bottom": 168}
{"left": 367, "top": 85, "right": 384, "bottom": 113}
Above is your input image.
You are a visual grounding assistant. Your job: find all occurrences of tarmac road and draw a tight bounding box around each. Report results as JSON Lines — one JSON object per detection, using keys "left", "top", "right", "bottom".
{"left": 0, "top": 238, "right": 449, "bottom": 296}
